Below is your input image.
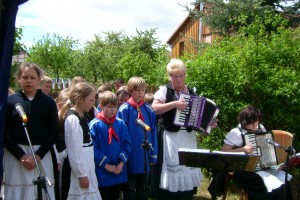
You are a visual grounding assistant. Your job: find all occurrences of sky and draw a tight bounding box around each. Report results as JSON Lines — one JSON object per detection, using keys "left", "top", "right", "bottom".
{"left": 16, "top": 0, "right": 195, "bottom": 48}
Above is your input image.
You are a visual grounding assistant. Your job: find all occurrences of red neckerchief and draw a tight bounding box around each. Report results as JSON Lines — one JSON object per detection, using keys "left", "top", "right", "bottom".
{"left": 96, "top": 111, "right": 119, "bottom": 144}
{"left": 127, "top": 97, "right": 145, "bottom": 121}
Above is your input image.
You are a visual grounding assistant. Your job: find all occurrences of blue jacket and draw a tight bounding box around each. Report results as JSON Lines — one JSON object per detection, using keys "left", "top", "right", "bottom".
{"left": 117, "top": 102, "right": 158, "bottom": 174}
{"left": 89, "top": 117, "right": 131, "bottom": 187}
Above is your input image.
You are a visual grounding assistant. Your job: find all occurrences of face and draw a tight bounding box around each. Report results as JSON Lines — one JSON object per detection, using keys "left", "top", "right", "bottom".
{"left": 114, "top": 82, "right": 122, "bottom": 91}
{"left": 79, "top": 91, "right": 96, "bottom": 113}
{"left": 41, "top": 82, "right": 52, "bottom": 95}
{"left": 118, "top": 94, "right": 130, "bottom": 106}
{"left": 169, "top": 71, "right": 185, "bottom": 91}
{"left": 245, "top": 121, "right": 259, "bottom": 132}
{"left": 18, "top": 67, "right": 41, "bottom": 97}
{"left": 131, "top": 86, "right": 146, "bottom": 103}
{"left": 101, "top": 103, "right": 118, "bottom": 119}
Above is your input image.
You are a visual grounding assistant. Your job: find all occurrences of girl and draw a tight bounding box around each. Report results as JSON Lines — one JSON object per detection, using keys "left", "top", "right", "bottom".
{"left": 59, "top": 82, "right": 101, "bottom": 200}
{"left": 4, "top": 62, "right": 59, "bottom": 199}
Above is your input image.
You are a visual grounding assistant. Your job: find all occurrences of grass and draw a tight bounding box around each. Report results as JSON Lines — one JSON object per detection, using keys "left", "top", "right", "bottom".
{"left": 193, "top": 176, "right": 242, "bottom": 200}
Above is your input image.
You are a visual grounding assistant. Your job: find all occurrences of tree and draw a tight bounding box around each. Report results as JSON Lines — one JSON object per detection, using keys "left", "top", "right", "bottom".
{"left": 27, "top": 33, "right": 80, "bottom": 79}
{"left": 181, "top": 14, "right": 300, "bottom": 150}
{"left": 80, "top": 29, "right": 169, "bottom": 86}
{"left": 13, "top": 27, "right": 26, "bottom": 55}
{"left": 184, "top": 0, "right": 300, "bottom": 36}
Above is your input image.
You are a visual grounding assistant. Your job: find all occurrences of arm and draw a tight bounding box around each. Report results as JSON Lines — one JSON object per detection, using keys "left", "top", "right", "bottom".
{"left": 64, "top": 115, "right": 88, "bottom": 178}
{"left": 152, "top": 99, "right": 186, "bottom": 115}
{"left": 222, "top": 128, "right": 254, "bottom": 154}
{"left": 221, "top": 143, "right": 253, "bottom": 154}
{"left": 117, "top": 121, "right": 131, "bottom": 165}
{"left": 89, "top": 120, "right": 111, "bottom": 169}
{"left": 35, "top": 99, "right": 59, "bottom": 159}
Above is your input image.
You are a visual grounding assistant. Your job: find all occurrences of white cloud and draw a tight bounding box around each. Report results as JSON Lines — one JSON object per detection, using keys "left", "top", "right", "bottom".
{"left": 16, "top": 0, "right": 194, "bottom": 47}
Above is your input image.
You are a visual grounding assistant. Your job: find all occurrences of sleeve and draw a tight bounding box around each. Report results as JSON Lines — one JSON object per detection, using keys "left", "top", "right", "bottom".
{"left": 116, "top": 104, "right": 129, "bottom": 125}
{"left": 150, "top": 110, "right": 158, "bottom": 164}
{"left": 118, "top": 120, "right": 131, "bottom": 164}
{"left": 89, "top": 120, "right": 110, "bottom": 169}
{"left": 4, "top": 102, "right": 26, "bottom": 160}
{"left": 153, "top": 86, "right": 167, "bottom": 103}
{"left": 64, "top": 115, "right": 88, "bottom": 177}
{"left": 224, "top": 128, "right": 243, "bottom": 147}
{"left": 36, "top": 99, "right": 59, "bottom": 159}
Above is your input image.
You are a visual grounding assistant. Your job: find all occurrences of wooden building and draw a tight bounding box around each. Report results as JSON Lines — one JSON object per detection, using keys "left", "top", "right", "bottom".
{"left": 167, "top": 3, "right": 217, "bottom": 58}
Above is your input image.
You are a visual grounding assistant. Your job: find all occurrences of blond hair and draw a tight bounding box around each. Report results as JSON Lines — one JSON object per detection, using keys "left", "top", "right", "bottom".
{"left": 99, "top": 91, "right": 118, "bottom": 107}
{"left": 59, "top": 82, "right": 94, "bottom": 121}
{"left": 40, "top": 75, "right": 52, "bottom": 86}
{"left": 144, "top": 93, "right": 154, "bottom": 104}
{"left": 166, "top": 58, "right": 186, "bottom": 75}
{"left": 127, "top": 76, "right": 147, "bottom": 93}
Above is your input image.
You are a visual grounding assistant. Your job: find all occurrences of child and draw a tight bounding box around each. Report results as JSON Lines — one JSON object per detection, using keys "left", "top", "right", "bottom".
{"left": 40, "top": 75, "right": 53, "bottom": 95}
{"left": 89, "top": 91, "right": 131, "bottom": 200}
{"left": 96, "top": 83, "right": 112, "bottom": 112}
{"left": 143, "top": 93, "right": 154, "bottom": 105}
{"left": 117, "top": 76, "right": 158, "bottom": 200}
{"left": 116, "top": 85, "right": 131, "bottom": 107}
{"left": 59, "top": 82, "right": 101, "bottom": 200}
{"left": 3, "top": 62, "right": 59, "bottom": 199}
{"left": 114, "top": 79, "right": 125, "bottom": 92}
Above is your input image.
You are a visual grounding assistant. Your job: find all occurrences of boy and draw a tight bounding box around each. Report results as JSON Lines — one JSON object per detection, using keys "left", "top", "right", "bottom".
{"left": 40, "top": 75, "right": 53, "bottom": 95}
{"left": 117, "top": 76, "right": 158, "bottom": 200}
{"left": 89, "top": 91, "right": 131, "bottom": 200}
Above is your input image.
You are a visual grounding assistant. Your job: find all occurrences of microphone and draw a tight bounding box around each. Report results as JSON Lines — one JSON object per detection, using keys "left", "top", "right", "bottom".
{"left": 136, "top": 119, "right": 151, "bottom": 131}
{"left": 15, "top": 103, "right": 28, "bottom": 123}
{"left": 266, "top": 138, "right": 282, "bottom": 148}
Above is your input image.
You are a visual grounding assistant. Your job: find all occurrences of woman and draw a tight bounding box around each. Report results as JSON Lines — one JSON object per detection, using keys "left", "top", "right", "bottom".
{"left": 221, "top": 105, "right": 292, "bottom": 200}
{"left": 152, "top": 58, "right": 210, "bottom": 200}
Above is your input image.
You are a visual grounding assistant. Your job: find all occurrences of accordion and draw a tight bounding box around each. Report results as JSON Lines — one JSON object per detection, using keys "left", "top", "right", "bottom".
{"left": 173, "top": 93, "right": 220, "bottom": 135}
{"left": 243, "top": 131, "right": 277, "bottom": 171}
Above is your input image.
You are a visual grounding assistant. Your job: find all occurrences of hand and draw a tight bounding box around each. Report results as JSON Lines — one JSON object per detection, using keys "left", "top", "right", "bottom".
{"left": 79, "top": 176, "right": 89, "bottom": 188}
{"left": 105, "top": 164, "right": 117, "bottom": 173}
{"left": 20, "top": 155, "right": 37, "bottom": 170}
{"left": 210, "top": 119, "right": 218, "bottom": 129}
{"left": 115, "top": 161, "right": 124, "bottom": 175}
{"left": 244, "top": 143, "right": 254, "bottom": 154}
{"left": 173, "top": 99, "right": 187, "bottom": 111}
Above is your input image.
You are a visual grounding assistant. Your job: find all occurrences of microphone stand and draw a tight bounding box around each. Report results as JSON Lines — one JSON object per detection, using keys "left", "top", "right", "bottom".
{"left": 21, "top": 121, "right": 51, "bottom": 200}
{"left": 140, "top": 128, "right": 156, "bottom": 199}
{"left": 270, "top": 142, "right": 294, "bottom": 200}
{"left": 282, "top": 146, "right": 294, "bottom": 200}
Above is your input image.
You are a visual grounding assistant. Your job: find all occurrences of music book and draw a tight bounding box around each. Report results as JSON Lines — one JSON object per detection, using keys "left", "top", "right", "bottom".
{"left": 178, "top": 148, "right": 259, "bottom": 172}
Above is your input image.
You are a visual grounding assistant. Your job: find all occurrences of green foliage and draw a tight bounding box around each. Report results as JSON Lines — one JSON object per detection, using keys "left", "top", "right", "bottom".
{"left": 13, "top": 27, "right": 26, "bottom": 54}
{"left": 24, "top": 29, "right": 169, "bottom": 88}
{"left": 185, "top": 0, "right": 300, "bottom": 36}
{"left": 27, "top": 33, "right": 80, "bottom": 79}
{"left": 182, "top": 15, "right": 300, "bottom": 151}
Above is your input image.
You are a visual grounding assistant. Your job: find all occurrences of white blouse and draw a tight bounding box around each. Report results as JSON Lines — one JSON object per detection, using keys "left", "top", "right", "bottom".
{"left": 224, "top": 124, "right": 266, "bottom": 147}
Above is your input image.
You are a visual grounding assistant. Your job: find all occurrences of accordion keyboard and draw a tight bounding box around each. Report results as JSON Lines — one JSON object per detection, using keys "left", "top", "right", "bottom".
{"left": 173, "top": 93, "right": 191, "bottom": 126}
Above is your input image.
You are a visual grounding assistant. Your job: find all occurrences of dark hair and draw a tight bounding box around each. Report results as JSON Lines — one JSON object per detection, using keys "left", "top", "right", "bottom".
{"left": 238, "top": 105, "right": 261, "bottom": 128}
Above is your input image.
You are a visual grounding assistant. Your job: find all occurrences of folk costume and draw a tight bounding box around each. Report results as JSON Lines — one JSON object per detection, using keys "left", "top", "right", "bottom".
{"left": 117, "top": 97, "right": 158, "bottom": 199}
{"left": 89, "top": 112, "right": 131, "bottom": 200}
{"left": 153, "top": 84, "right": 203, "bottom": 200}
{"left": 61, "top": 110, "right": 101, "bottom": 200}
{"left": 3, "top": 90, "right": 59, "bottom": 200}
{"left": 222, "top": 124, "right": 292, "bottom": 200}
